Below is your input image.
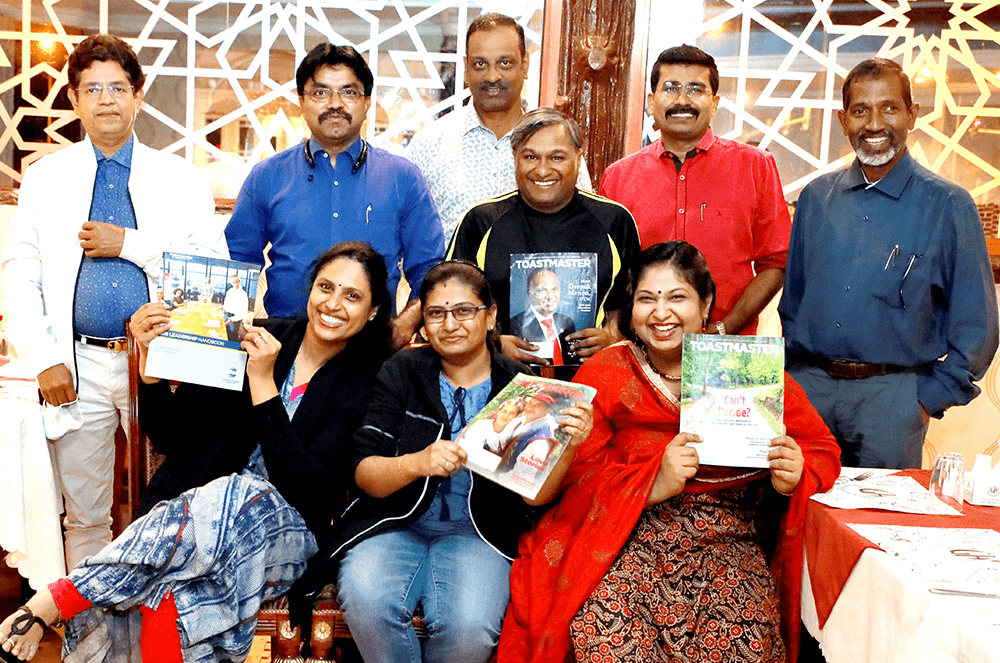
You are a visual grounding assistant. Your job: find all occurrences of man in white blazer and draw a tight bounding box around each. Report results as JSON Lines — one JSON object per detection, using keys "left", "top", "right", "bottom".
{"left": 0, "top": 35, "right": 226, "bottom": 569}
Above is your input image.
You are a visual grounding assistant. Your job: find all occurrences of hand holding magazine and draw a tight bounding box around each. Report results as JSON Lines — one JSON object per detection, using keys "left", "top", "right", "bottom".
{"left": 455, "top": 373, "right": 596, "bottom": 500}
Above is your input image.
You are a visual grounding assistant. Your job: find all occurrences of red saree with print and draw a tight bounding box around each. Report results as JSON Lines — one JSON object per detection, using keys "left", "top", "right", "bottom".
{"left": 499, "top": 342, "right": 840, "bottom": 663}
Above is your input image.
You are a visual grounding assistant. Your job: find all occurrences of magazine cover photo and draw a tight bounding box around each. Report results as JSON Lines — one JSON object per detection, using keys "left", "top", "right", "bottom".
{"left": 143, "top": 252, "right": 262, "bottom": 390}
{"left": 159, "top": 252, "right": 261, "bottom": 348}
{"left": 509, "top": 252, "right": 597, "bottom": 365}
{"left": 680, "top": 334, "right": 785, "bottom": 468}
{"left": 455, "top": 373, "right": 596, "bottom": 499}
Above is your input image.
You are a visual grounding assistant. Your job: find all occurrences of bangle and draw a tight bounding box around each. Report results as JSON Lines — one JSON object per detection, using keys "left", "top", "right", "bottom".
{"left": 715, "top": 321, "right": 726, "bottom": 335}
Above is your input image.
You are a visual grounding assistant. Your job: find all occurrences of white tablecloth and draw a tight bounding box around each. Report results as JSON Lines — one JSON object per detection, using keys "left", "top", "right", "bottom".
{"left": 802, "top": 544, "right": 1000, "bottom": 663}
{"left": 0, "top": 369, "right": 66, "bottom": 588}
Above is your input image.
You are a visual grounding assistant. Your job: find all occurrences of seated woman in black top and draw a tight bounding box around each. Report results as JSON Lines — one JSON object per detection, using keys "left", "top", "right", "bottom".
{"left": 304, "top": 261, "right": 594, "bottom": 663}
{"left": 0, "top": 241, "right": 389, "bottom": 663}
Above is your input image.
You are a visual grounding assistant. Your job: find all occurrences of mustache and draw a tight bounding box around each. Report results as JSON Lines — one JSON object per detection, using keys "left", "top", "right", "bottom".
{"left": 665, "top": 104, "right": 699, "bottom": 118}
{"left": 318, "top": 108, "right": 353, "bottom": 123}
{"left": 478, "top": 80, "right": 510, "bottom": 92}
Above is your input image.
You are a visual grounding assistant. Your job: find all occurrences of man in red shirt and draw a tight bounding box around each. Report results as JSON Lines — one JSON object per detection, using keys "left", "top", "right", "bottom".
{"left": 600, "top": 44, "right": 790, "bottom": 335}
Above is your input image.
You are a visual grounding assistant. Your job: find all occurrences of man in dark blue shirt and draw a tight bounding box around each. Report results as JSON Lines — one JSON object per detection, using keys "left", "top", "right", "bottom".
{"left": 225, "top": 44, "right": 444, "bottom": 348}
{"left": 779, "top": 58, "right": 998, "bottom": 469}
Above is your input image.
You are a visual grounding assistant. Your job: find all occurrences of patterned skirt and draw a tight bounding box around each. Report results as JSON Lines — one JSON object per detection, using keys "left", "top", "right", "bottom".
{"left": 571, "top": 487, "right": 785, "bottom": 663}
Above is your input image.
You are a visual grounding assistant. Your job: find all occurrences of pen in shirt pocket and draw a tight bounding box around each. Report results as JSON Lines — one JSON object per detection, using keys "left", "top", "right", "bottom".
{"left": 884, "top": 244, "right": 899, "bottom": 270}
{"left": 899, "top": 253, "right": 919, "bottom": 308}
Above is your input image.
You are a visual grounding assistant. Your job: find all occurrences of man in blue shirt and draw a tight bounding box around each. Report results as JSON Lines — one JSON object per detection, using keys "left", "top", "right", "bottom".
{"left": 225, "top": 44, "right": 445, "bottom": 347}
{"left": 779, "top": 58, "right": 998, "bottom": 469}
{"left": 1, "top": 35, "right": 225, "bottom": 568}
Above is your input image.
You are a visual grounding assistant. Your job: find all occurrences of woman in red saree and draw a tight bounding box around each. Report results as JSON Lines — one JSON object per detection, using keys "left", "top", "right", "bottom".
{"left": 499, "top": 241, "right": 840, "bottom": 663}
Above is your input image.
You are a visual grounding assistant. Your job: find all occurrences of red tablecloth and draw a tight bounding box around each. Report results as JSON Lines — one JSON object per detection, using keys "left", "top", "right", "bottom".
{"left": 804, "top": 469, "right": 1000, "bottom": 628}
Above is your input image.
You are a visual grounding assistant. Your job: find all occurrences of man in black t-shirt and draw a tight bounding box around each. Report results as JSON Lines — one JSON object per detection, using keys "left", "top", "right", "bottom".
{"left": 447, "top": 108, "right": 640, "bottom": 367}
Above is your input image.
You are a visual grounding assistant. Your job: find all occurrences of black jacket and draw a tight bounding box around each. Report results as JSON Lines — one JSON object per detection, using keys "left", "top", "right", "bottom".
{"left": 305, "top": 345, "right": 535, "bottom": 578}
{"left": 137, "top": 317, "right": 378, "bottom": 539}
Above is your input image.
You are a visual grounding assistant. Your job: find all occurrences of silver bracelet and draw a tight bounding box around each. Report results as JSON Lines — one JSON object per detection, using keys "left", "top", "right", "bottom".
{"left": 715, "top": 321, "right": 726, "bottom": 335}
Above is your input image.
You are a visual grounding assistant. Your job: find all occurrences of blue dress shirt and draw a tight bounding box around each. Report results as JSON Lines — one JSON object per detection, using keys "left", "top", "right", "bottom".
{"left": 780, "top": 153, "right": 999, "bottom": 416}
{"left": 413, "top": 373, "right": 491, "bottom": 529}
{"left": 73, "top": 137, "right": 150, "bottom": 338}
{"left": 225, "top": 137, "right": 444, "bottom": 316}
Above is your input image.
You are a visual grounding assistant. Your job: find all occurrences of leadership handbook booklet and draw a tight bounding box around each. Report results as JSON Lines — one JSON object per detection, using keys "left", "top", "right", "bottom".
{"left": 143, "top": 252, "right": 262, "bottom": 390}
{"left": 679, "top": 334, "right": 784, "bottom": 468}
{"left": 455, "top": 373, "right": 596, "bottom": 500}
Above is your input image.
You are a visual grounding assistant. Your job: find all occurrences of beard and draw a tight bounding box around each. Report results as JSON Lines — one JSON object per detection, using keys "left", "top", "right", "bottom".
{"left": 852, "top": 130, "right": 904, "bottom": 167}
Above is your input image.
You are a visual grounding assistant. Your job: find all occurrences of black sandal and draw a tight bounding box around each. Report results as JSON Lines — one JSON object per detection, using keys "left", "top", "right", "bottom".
{"left": 0, "top": 606, "right": 47, "bottom": 663}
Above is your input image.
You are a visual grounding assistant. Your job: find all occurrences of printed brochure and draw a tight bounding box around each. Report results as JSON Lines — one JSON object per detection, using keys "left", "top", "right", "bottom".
{"left": 143, "top": 252, "right": 262, "bottom": 390}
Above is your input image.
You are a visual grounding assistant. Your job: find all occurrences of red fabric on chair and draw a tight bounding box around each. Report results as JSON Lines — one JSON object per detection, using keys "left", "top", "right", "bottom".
{"left": 139, "top": 591, "right": 183, "bottom": 663}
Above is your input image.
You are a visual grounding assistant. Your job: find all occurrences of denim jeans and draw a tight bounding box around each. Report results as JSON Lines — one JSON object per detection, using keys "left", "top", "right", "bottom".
{"left": 337, "top": 521, "right": 511, "bottom": 663}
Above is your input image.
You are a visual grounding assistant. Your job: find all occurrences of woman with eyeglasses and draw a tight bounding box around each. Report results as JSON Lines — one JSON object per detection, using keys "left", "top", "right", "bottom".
{"left": 303, "top": 261, "right": 593, "bottom": 663}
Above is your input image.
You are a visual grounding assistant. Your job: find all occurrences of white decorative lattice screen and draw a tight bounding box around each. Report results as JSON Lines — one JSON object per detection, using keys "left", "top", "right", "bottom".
{"left": 2, "top": 1, "right": 998, "bottom": 204}
{"left": 645, "top": 0, "right": 1000, "bottom": 204}
{"left": 0, "top": 1, "right": 543, "bottom": 197}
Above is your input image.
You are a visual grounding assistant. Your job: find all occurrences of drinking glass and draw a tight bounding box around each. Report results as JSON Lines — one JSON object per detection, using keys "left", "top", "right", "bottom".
{"left": 929, "top": 451, "right": 965, "bottom": 510}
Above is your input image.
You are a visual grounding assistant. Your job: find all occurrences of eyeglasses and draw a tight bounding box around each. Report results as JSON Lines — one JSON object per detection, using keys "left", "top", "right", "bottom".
{"left": 658, "top": 83, "right": 711, "bottom": 99}
{"left": 529, "top": 287, "right": 560, "bottom": 298}
{"left": 76, "top": 82, "right": 134, "bottom": 100}
{"left": 423, "top": 304, "right": 488, "bottom": 324}
{"left": 305, "top": 87, "right": 366, "bottom": 104}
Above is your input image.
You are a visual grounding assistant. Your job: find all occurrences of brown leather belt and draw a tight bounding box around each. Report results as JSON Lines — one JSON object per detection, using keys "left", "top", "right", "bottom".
{"left": 807, "top": 354, "right": 905, "bottom": 380}
{"left": 74, "top": 333, "right": 127, "bottom": 352}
